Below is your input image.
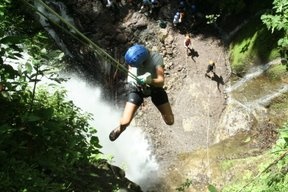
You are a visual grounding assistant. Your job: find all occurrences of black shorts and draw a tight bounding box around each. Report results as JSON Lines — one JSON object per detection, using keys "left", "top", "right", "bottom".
{"left": 206, "top": 64, "right": 215, "bottom": 73}
{"left": 127, "top": 84, "right": 169, "bottom": 106}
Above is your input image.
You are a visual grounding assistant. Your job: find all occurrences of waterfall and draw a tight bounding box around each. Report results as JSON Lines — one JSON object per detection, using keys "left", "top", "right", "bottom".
{"left": 226, "top": 59, "right": 281, "bottom": 93}
{"left": 251, "top": 84, "right": 288, "bottom": 107}
{"left": 62, "top": 73, "right": 159, "bottom": 191}
{"left": 35, "top": 0, "right": 74, "bottom": 57}
{"left": 6, "top": 51, "right": 159, "bottom": 190}
{"left": 32, "top": 3, "right": 159, "bottom": 188}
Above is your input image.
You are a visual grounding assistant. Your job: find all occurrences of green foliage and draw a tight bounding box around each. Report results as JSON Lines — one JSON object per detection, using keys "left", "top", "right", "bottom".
{"left": 261, "top": 0, "right": 288, "bottom": 58}
{"left": 0, "top": 0, "right": 12, "bottom": 28}
{"left": 0, "top": 1, "right": 144, "bottom": 191}
{"left": 273, "top": 123, "right": 288, "bottom": 154}
{"left": 176, "top": 178, "right": 193, "bottom": 192}
{"left": 229, "top": 18, "right": 280, "bottom": 74}
{"left": 266, "top": 63, "right": 288, "bottom": 81}
{"left": 208, "top": 184, "right": 218, "bottom": 192}
{"left": 244, "top": 123, "right": 288, "bottom": 192}
{"left": 222, "top": 123, "right": 288, "bottom": 192}
{"left": 206, "top": 14, "right": 220, "bottom": 24}
{"left": 0, "top": 31, "right": 103, "bottom": 191}
{"left": 0, "top": 2, "right": 115, "bottom": 191}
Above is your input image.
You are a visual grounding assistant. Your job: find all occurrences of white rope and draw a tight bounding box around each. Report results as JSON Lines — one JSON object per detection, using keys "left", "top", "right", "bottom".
{"left": 206, "top": 49, "right": 223, "bottom": 180}
{"left": 206, "top": 76, "right": 211, "bottom": 179}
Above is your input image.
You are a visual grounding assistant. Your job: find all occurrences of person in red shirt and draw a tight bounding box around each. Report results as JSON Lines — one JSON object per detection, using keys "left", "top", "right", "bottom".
{"left": 184, "top": 34, "right": 192, "bottom": 56}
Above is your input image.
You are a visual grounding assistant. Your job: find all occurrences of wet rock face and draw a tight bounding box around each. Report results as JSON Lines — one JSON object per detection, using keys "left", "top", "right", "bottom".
{"left": 57, "top": 1, "right": 183, "bottom": 104}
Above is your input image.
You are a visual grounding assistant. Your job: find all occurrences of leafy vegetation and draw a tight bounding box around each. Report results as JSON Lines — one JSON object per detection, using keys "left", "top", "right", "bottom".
{"left": 229, "top": 18, "right": 280, "bottom": 74}
{"left": 176, "top": 178, "right": 193, "bottom": 192}
{"left": 1, "top": 0, "right": 288, "bottom": 191}
{"left": 224, "top": 0, "right": 288, "bottom": 74}
{"left": 0, "top": 1, "right": 140, "bottom": 191}
{"left": 222, "top": 1, "right": 288, "bottom": 191}
{"left": 221, "top": 123, "right": 288, "bottom": 192}
{"left": 261, "top": 0, "right": 288, "bottom": 59}
{"left": 266, "top": 64, "right": 288, "bottom": 81}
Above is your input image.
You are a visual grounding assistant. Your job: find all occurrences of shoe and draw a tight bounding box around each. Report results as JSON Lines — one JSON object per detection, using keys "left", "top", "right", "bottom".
{"left": 109, "top": 126, "right": 122, "bottom": 141}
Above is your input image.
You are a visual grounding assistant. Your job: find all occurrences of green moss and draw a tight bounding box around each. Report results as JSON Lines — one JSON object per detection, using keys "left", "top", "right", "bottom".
{"left": 220, "top": 160, "right": 234, "bottom": 171}
{"left": 269, "top": 93, "right": 288, "bottom": 126}
{"left": 266, "top": 64, "right": 288, "bottom": 81}
{"left": 229, "top": 18, "right": 280, "bottom": 74}
{"left": 230, "top": 32, "right": 258, "bottom": 72}
{"left": 220, "top": 153, "right": 273, "bottom": 192}
{"left": 271, "top": 95, "right": 288, "bottom": 110}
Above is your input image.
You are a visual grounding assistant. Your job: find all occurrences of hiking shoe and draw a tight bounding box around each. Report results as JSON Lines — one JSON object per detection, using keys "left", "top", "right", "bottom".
{"left": 109, "top": 126, "right": 122, "bottom": 141}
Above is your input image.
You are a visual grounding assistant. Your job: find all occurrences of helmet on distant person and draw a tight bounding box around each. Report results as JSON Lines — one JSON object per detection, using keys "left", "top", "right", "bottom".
{"left": 125, "top": 44, "right": 149, "bottom": 67}
{"left": 209, "top": 60, "right": 215, "bottom": 65}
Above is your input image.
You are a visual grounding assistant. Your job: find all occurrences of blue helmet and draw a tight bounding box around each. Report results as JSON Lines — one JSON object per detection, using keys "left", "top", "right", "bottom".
{"left": 124, "top": 44, "right": 149, "bottom": 67}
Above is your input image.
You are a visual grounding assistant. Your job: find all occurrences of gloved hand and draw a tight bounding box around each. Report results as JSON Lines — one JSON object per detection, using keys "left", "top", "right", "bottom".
{"left": 137, "top": 72, "right": 152, "bottom": 85}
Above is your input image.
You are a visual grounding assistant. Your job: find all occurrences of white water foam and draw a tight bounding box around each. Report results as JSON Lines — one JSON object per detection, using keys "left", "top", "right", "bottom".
{"left": 62, "top": 73, "right": 159, "bottom": 191}
{"left": 226, "top": 59, "right": 281, "bottom": 93}
{"left": 250, "top": 84, "right": 288, "bottom": 107}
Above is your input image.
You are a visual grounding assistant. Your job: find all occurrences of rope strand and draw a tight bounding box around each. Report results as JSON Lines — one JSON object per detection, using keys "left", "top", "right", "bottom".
{"left": 22, "top": 0, "right": 139, "bottom": 81}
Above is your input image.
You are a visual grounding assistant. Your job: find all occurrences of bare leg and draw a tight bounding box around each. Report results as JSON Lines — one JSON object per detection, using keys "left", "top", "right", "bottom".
{"left": 109, "top": 102, "right": 139, "bottom": 141}
{"left": 156, "top": 102, "right": 174, "bottom": 125}
{"left": 120, "top": 102, "right": 139, "bottom": 127}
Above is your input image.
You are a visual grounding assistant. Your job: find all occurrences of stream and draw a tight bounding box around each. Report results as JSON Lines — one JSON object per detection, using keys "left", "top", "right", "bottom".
{"left": 215, "top": 59, "right": 288, "bottom": 141}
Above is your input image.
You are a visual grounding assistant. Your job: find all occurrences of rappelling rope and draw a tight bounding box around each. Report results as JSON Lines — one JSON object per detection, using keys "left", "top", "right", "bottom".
{"left": 22, "top": 0, "right": 140, "bottom": 81}
{"left": 206, "top": 49, "right": 223, "bottom": 181}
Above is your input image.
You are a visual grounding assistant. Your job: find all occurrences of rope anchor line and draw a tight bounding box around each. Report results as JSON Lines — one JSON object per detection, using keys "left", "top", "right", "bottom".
{"left": 22, "top": 0, "right": 140, "bottom": 81}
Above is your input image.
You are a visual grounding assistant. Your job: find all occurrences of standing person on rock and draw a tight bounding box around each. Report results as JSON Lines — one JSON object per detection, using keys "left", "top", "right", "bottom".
{"left": 109, "top": 44, "right": 174, "bottom": 141}
{"left": 150, "top": 0, "right": 161, "bottom": 18}
{"left": 184, "top": 33, "right": 192, "bottom": 56}
{"left": 205, "top": 60, "right": 216, "bottom": 78}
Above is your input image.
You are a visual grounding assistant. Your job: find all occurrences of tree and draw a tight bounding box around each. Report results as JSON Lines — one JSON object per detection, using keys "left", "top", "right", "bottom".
{"left": 0, "top": 1, "right": 141, "bottom": 191}
{"left": 261, "top": 0, "right": 288, "bottom": 59}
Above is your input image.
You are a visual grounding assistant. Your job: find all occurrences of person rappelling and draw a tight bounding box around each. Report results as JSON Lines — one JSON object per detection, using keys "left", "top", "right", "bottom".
{"left": 109, "top": 44, "right": 174, "bottom": 141}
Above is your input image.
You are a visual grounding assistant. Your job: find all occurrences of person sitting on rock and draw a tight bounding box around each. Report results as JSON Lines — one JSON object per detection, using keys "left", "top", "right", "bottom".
{"left": 109, "top": 44, "right": 174, "bottom": 141}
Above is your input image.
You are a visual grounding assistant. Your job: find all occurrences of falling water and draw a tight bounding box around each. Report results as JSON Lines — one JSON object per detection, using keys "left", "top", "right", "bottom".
{"left": 32, "top": 3, "right": 159, "bottom": 189}
{"left": 250, "top": 84, "right": 288, "bottom": 107}
{"left": 217, "top": 58, "right": 288, "bottom": 140}
{"left": 62, "top": 73, "right": 159, "bottom": 191}
{"left": 35, "top": 0, "right": 74, "bottom": 57}
{"left": 226, "top": 59, "right": 281, "bottom": 93}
